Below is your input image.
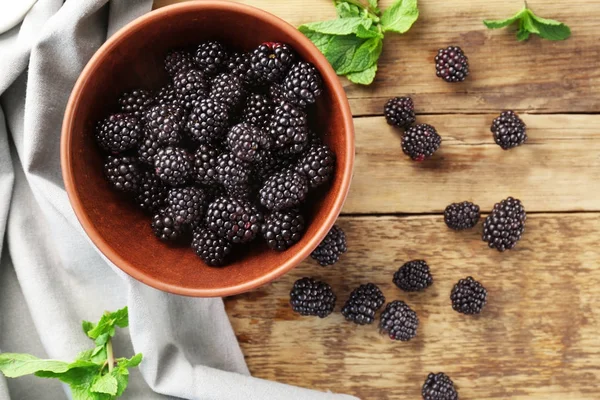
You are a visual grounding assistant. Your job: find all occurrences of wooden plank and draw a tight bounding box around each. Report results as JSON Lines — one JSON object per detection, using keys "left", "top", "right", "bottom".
{"left": 225, "top": 214, "right": 600, "bottom": 399}
{"left": 154, "top": 0, "right": 600, "bottom": 115}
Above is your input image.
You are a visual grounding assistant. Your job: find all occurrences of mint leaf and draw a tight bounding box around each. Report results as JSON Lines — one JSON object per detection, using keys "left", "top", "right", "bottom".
{"left": 484, "top": 6, "right": 570, "bottom": 41}
{"left": 335, "top": 2, "right": 361, "bottom": 18}
{"left": 90, "top": 373, "right": 118, "bottom": 395}
{"left": 299, "top": 28, "right": 335, "bottom": 54}
{"left": 367, "top": 0, "right": 379, "bottom": 12}
{"left": 85, "top": 307, "right": 128, "bottom": 340}
{"left": 346, "top": 64, "right": 378, "bottom": 85}
{"left": 380, "top": 0, "right": 419, "bottom": 34}
{"left": 113, "top": 369, "right": 129, "bottom": 396}
{"left": 95, "top": 333, "right": 110, "bottom": 347}
{"left": 300, "top": 17, "right": 371, "bottom": 36}
{"left": 355, "top": 24, "right": 383, "bottom": 39}
{"left": 530, "top": 13, "right": 571, "bottom": 41}
{"left": 324, "top": 35, "right": 366, "bottom": 73}
{"left": 82, "top": 321, "right": 94, "bottom": 335}
{"left": 0, "top": 354, "right": 70, "bottom": 378}
{"left": 71, "top": 386, "right": 111, "bottom": 400}
{"left": 117, "top": 353, "right": 143, "bottom": 369}
{"left": 338, "top": 37, "right": 382, "bottom": 74}
{"left": 36, "top": 363, "right": 99, "bottom": 386}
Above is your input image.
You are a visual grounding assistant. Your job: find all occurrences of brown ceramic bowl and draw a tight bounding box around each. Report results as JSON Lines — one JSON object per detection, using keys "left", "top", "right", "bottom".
{"left": 61, "top": 1, "right": 354, "bottom": 297}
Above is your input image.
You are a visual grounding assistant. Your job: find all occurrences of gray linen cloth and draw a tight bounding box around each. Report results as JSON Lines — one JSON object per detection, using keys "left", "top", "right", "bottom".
{"left": 0, "top": 1, "right": 359, "bottom": 399}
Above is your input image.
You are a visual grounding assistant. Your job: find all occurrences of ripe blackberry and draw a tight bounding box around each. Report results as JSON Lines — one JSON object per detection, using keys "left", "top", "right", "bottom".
{"left": 191, "top": 226, "right": 233, "bottom": 267}
{"left": 450, "top": 276, "right": 487, "bottom": 315}
{"left": 310, "top": 225, "right": 347, "bottom": 266}
{"left": 151, "top": 208, "right": 185, "bottom": 241}
{"left": 200, "top": 184, "right": 226, "bottom": 203}
{"left": 379, "top": 300, "right": 419, "bottom": 341}
{"left": 282, "top": 61, "right": 323, "bottom": 106}
{"left": 242, "top": 94, "right": 273, "bottom": 129}
{"left": 134, "top": 171, "right": 167, "bottom": 213}
{"left": 341, "top": 283, "right": 386, "bottom": 325}
{"left": 193, "top": 143, "right": 221, "bottom": 186}
{"left": 491, "top": 110, "right": 527, "bottom": 150}
{"left": 153, "top": 146, "right": 193, "bottom": 186}
{"left": 226, "top": 51, "right": 252, "bottom": 83}
{"left": 155, "top": 84, "right": 178, "bottom": 106}
{"left": 482, "top": 197, "right": 526, "bottom": 251}
{"left": 250, "top": 42, "right": 296, "bottom": 84}
{"left": 166, "top": 186, "right": 206, "bottom": 225}
{"left": 253, "top": 152, "right": 296, "bottom": 183}
{"left": 209, "top": 73, "right": 246, "bottom": 110}
{"left": 216, "top": 153, "right": 253, "bottom": 198}
{"left": 261, "top": 209, "right": 305, "bottom": 251}
{"left": 402, "top": 124, "right": 442, "bottom": 161}
{"left": 227, "top": 122, "right": 271, "bottom": 163}
{"left": 384, "top": 97, "right": 416, "bottom": 129}
{"left": 137, "top": 134, "right": 161, "bottom": 166}
{"left": 269, "top": 102, "right": 308, "bottom": 152}
{"left": 173, "top": 69, "right": 209, "bottom": 110}
{"left": 195, "top": 40, "right": 228, "bottom": 77}
{"left": 145, "top": 103, "right": 186, "bottom": 145}
{"left": 393, "top": 260, "right": 433, "bottom": 292}
{"left": 118, "top": 90, "right": 153, "bottom": 119}
{"left": 187, "top": 98, "right": 229, "bottom": 144}
{"left": 104, "top": 155, "right": 141, "bottom": 192}
{"left": 206, "top": 196, "right": 264, "bottom": 244}
{"left": 422, "top": 373, "right": 458, "bottom": 400}
{"left": 295, "top": 144, "right": 335, "bottom": 189}
{"left": 435, "top": 46, "right": 469, "bottom": 83}
{"left": 259, "top": 169, "right": 309, "bottom": 211}
{"left": 95, "top": 114, "right": 142, "bottom": 154}
{"left": 164, "top": 49, "right": 195, "bottom": 76}
{"left": 444, "top": 201, "right": 480, "bottom": 230}
{"left": 269, "top": 83, "right": 285, "bottom": 103}
{"left": 289, "top": 277, "right": 336, "bottom": 318}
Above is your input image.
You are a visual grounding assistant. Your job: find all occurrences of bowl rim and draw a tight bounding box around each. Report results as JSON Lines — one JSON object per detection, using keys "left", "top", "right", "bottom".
{"left": 61, "top": 0, "right": 355, "bottom": 297}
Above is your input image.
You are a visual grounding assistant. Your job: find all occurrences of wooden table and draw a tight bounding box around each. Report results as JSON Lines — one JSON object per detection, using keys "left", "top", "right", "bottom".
{"left": 156, "top": 1, "right": 600, "bottom": 398}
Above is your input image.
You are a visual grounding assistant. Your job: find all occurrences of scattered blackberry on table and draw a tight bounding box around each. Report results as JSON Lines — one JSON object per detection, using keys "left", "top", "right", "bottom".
{"left": 152, "top": 208, "right": 185, "bottom": 241}
{"left": 206, "top": 196, "right": 264, "bottom": 244}
{"left": 290, "top": 277, "right": 336, "bottom": 318}
{"left": 134, "top": 171, "right": 167, "bottom": 213}
{"left": 191, "top": 226, "right": 233, "bottom": 266}
{"left": 118, "top": 89, "right": 153, "bottom": 119}
{"left": 282, "top": 61, "right": 323, "bottom": 106}
{"left": 195, "top": 40, "right": 228, "bottom": 76}
{"left": 422, "top": 372, "right": 458, "bottom": 400}
{"left": 242, "top": 93, "right": 273, "bottom": 129}
{"left": 193, "top": 143, "right": 221, "bottom": 186}
{"left": 249, "top": 42, "right": 295, "bottom": 84}
{"left": 227, "top": 122, "right": 271, "bottom": 163}
{"left": 482, "top": 197, "right": 526, "bottom": 251}
{"left": 269, "top": 83, "right": 286, "bottom": 103}
{"left": 104, "top": 155, "right": 141, "bottom": 192}
{"left": 216, "top": 152, "right": 253, "bottom": 198}
{"left": 155, "top": 84, "right": 178, "bottom": 107}
{"left": 137, "top": 134, "right": 161, "bottom": 166}
{"left": 269, "top": 102, "right": 308, "bottom": 152}
{"left": 261, "top": 209, "right": 305, "bottom": 251}
{"left": 384, "top": 97, "right": 416, "bottom": 129}
{"left": 145, "top": 103, "right": 186, "bottom": 145}
{"left": 259, "top": 169, "right": 309, "bottom": 211}
{"left": 393, "top": 260, "right": 433, "bottom": 292}
{"left": 187, "top": 98, "right": 229, "bottom": 144}
{"left": 153, "top": 146, "right": 193, "bottom": 186}
{"left": 95, "top": 114, "right": 142, "bottom": 153}
{"left": 402, "top": 124, "right": 442, "bottom": 161}
{"left": 166, "top": 186, "right": 206, "bottom": 225}
{"left": 451, "top": 276, "right": 487, "bottom": 315}
{"left": 210, "top": 73, "right": 246, "bottom": 111}
{"left": 379, "top": 300, "right": 419, "bottom": 341}
{"left": 435, "top": 46, "right": 469, "bottom": 83}
{"left": 491, "top": 110, "right": 527, "bottom": 150}
{"left": 164, "top": 49, "right": 195, "bottom": 76}
{"left": 295, "top": 144, "right": 335, "bottom": 189}
{"left": 341, "top": 283, "right": 386, "bottom": 325}
{"left": 310, "top": 225, "right": 347, "bottom": 266}
{"left": 173, "top": 69, "right": 209, "bottom": 109}
{"left": 444, "top": 201, "right": 480, "bottom": 231}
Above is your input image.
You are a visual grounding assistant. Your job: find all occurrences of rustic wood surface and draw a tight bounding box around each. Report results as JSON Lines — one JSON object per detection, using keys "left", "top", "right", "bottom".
{"left": 155, "top": 0, "right": 600, "bottom": 398}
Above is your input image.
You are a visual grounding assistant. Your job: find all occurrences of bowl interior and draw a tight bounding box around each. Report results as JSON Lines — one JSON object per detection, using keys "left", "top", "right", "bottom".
{"left": 63, "top": 2, "right": 352, "bottom": 297}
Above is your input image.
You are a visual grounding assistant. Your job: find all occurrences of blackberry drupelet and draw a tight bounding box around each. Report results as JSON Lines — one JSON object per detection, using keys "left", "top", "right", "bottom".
{"left": 259, "top": 169, "right": 309, "bottom": 211}
{"left": 261, "top": 209, "right": 305, "bottom": 251}
{"left": 227, "top": 122, "right": 272, "bottom": 163}
{"left": 164, "top": 49, "right": 195, "bottom": 76}
{"left": 482, "top": 197, "right": 526, "bottom": 251}
{"left": 393, "top": 260, "right": 433, "bottom": 292}
{"left": 310, "top": 225, "right": 347, "bottom": 267}
{"left": 206, "top": 196, "right": 264, "bottom": 244}
{"left": 444, "top": 201, "right": 480, "bottom": 230}
{"left": 137, "top": 134, "right": 161, "bottom": 166}
{"left": 269, "top": 83, "right": 286, "bottom": 103}
{"left": 166, "top": 186, "right": 206, "bottom": 225}
{"left": 151, "top": 208, "right": 185, "bottom": 241}
{"left": 173, "top": 69, "right": 209, "bottom": 110}
{"left": 242, "top": 94, "right": 273, "bottom": 129}
{"left": 491, "top": 110, "right": 527, "bottom": 150}
{"left": 209, "top": 73, "right": 246, "bottom": 111}
{"left": 118, "top": 90, "right": 153, "bottom": 119}
{"left": 341, "top": 283, "right": 386, "bottom": 325}
{"left": 402, "top": 124, "right": 442, "bottom": 161}
{"left": 216, "top": 153, "right": 253, "bottom": 198}
{"left": 193, "top": 143, "right": 221, "bottom": 186}
{"left": 422, "top": 373, "right": 459, "bottom": 400}
{"left": 191, "top": 226, "right": 233, "bottom": 266}
{"left": 435, "top": 46, "right": 469, "bottom": 83}
{"left": 295, "top": 144, "right": 335, "bottom": 189}
{"left": 134, "top": 171, "right": 167, "bottom": 213}
{"left": 379, "top": 300, "right": 419, "bottom": 341}
{"left": 384, "top": 97, "right": 416, "bottom": 129}
{"left": 145, "top": 103, "right": 186, "bottom": 145}
{"left": 249, "top": 42, "right": 295, "bottom": 84}
{"left": 195, "top": 40, "right": 228, "bottom": 76}
{"left": 153, "top": 146, "right": 193, "bottom": 186}
{"left": 289, "top": 277, "right": 336, "bottom": 318}
{"left": 95, "top": 114, "right": 142, "bottom": 154}
{"left": 104, "top": 155, "right": 141, "bottom": 192}
{"left": 187, "top": 98, "right": 230, "bottom": 144}
{"left": 155, "top": 85, "right": 178, "bottom": 106}
{"left": 269, "top": 102, "right": 308, "bottom": 152}
{"left": 450, "top": 276, "right": 487, "bottom": 315}
{"left": 282, "top": 61, "right": 323, "bottom": 106}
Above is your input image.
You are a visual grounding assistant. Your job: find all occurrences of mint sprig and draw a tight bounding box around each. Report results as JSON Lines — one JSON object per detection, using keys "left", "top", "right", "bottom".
{"left": 0, "top": 307, "right": 142, "bottom": 400}
{"left": 299, "top": 0, "right": 419, "bottom": 85}
{"left": 484, "top": 2, "right": 571, "bottom": 41}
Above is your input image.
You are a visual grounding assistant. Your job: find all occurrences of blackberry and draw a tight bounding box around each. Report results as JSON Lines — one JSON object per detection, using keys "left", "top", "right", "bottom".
{"left": 95, "top": 114, "right": 142, "bottom": 153}
{"left": 289, "top": 277, "right": 336, "bottom": 318}
{"left": 151, "top": 208, "right": 185, "bottom": 241}
{"left": 227, "top": 122, "right": 272, "bottom": 163}
{"left": 393, "top": 260, "right": 433, "bottom": 292}
{"left": 444, "top": 201, "right": 480, "bottom": 230}
{"left": 155, "top": 85, "right": 178, "bottom": 106}
{"left": 379, "top": 300, "right": 419, "bottom": 341}
{"left": 137, "top": 134, "right": 161, "bottom": 166}
{"left": 384, "top": 97, "right": 416, "bottom": 129}
{"left": 269, "top": 83, "right": 286, "bottom": 103}
{"left": 200, "top": 184, "right": 226, "bottom": 203}
{"left": 118, "top": 90, "right": 153, "bottom": 119}
{"left": 104, "top": 155, "right": 141, "bottom": 192}
{"left": 402, "top": 124, "right": 441, "bottom": 161}
{"left": 134, "top": 171, "right": 167, "bottom": 212}
{"left": 191, "top": 227, "right": 233, "bottom": 267}
{"left": 226, "top": 51, "right": 252, "bottom": 83}
{"left": 153, "top": 146, "right": 193, "bottom": 186}
{"left": 195, "top": 40, "right": 228, "bottom": 77}
{"left": 173, "top": 69, "right": 209, "bottom": 110}
{"left": 187, "top": 98, "right": 229, "bottom": 144}
{"left": 259, "top": 169, "right": 309, "bottom": 211}
{"left": 249, "top": 42, "right": 295, "bottom": 84}
{"left": 482, "top": 197, "right": 526, "bottom": 251}
{"left": 254, "top": 152, "right": 296, "bottom": 183}
{"left": 193, "top": 143, "right": 221, "bottom": 186}
{"left": 209, "top": 73, "right": 246, "bottom": 110}
{"left": 450, "top": 276, "right": 487, "bottom": 315}
{"left": 341, "top": 283, "right": 386, "bottom": 325}
{"left": 310, "top": 225, "right": 347, "bottom": 266}
{"left": 282, "top": 61, "right": 323, "bottom": 106}
{"left": 166, "top": 186, "right": 206, "bottom": 225}
{"left": 295, "top": 144, "right": 335, "bottom": 189}
{"left": 242, "top": 94, "right": 273, "bottom": 129}
{"left": 206, "top": 196, "right": 264, "bottom": 244}
{"left": 145, "top": 103, "right": 186, "bottom": 145}
{"left": 422, "top": 373, "right": 459, "bottom": 400}
{"left": 435, "top": 46, "right": 469, "bottom": 83}
{"left": 491, "top": 110, "right": 527, "bottom": 150}
{"left": 261, "top": 209, "right": 305, "bottom": 251}
{"left": 216, "top": 153, "right": 253, "bottom": 198}
{"left": 164, "top": 49, "right": 195, "bottom": 76}
{"left": 269, "top": 102, "right": 308, "bottom": 152}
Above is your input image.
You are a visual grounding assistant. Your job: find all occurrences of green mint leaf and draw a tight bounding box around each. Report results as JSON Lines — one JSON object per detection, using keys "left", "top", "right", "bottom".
{"left": 91, "top": 347, "right": 107, "bottom": 364}
{"left": 82, "top": 321, "right": 94, "bottom": 336}
{"left": 380, "top": 0, "right": 419, "bottom": 34}
{"left": 324, "top": 35, "right": 366, "bottom": 74}
{"left": 355, "top": 24, "right": 383, "bottom": 39}
{"left": 95, "top": 333, "right": 110, "bottom": 347}
{"left": 113, "top": 369, "right": 129, "bottom": 396}
{"left": 71, "top": 386, "right": 111, "bottom": 400}
{"left": 0, "top": 354, "right": 70, "bottom": 378}
{"left": 346, "top": 63, "right": 378, "bottom": 85}
{"left": 300, "top": 17, "right": 370, "bottom": 36}
{"left": 85, "top": 307, "right": 128, "bottom": 340}
{"left": 117, "top": 353, "right": 143, "bottom": 369}
{"left": 299, "top": 28, "right": 335, "bottom": 54}
{"left": 529, "top": 13, "right": 571, "bottom": 41}
{"left": 76, "top": 350, "right": 94, "bottom": 362}
{"left": 36, "top": 363, "right": 99, "bottom": 386}
{"left": 90, "top": 373, "right": 118, "bottom": 395}
{"left": 484, "top": 6, "right": 570, "bottom": 41}
{"left": 483, "top": 8, "right": 526, "bottom": 29}
{"left": 335, "top": 2, "right": 361, "bottom": 18}
{"left": 338, "top": 37, "right": 382, "bottom": 74}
